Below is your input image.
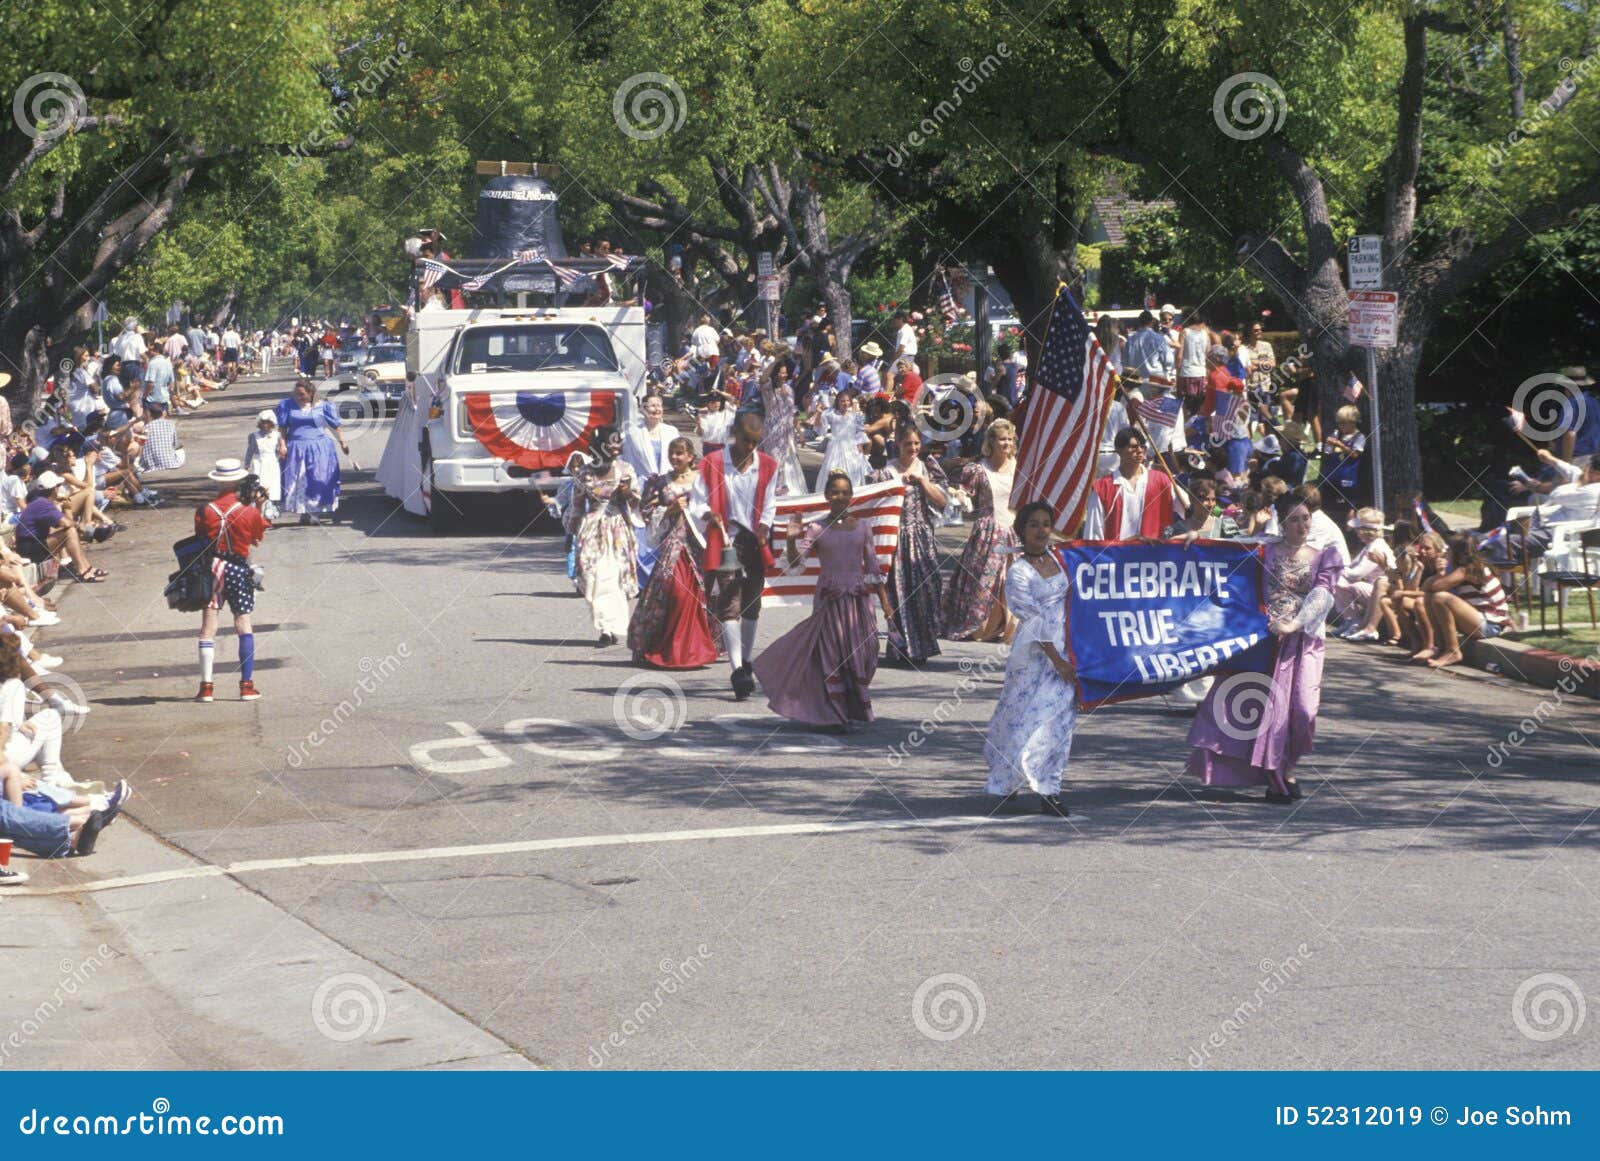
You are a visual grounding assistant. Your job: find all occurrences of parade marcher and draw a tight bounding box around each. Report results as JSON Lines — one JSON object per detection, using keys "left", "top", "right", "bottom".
{"left": 942, "top": 419, "right": 1018, "bottom": 642}
{"left": 564, "top": 425, "right": 641, "bottom": 648}
{"left": 983, "top": 501, "right": 1076, "bottom": 816}
{"left": 753, "top": 470, "right": 893, "bottom": 730}
{"left": 275, "top": 378, "right": 348, "bottom": 525}
{"left": 195, "top": 459, "right": 269, "bottom": 703}
{"left": 1186, "top": 494, "right": 1342, "bottom": 803}
{"left": 817, "top": 389, "right": 869, "bottom": 487}
{"left": 757, "top": 360, "right": 807, "bottom": 497}
{"left": 244, "top": 410, "right": 283, "bottom": 513}
{"left": 695, "top": 390, "right": 733, "bottom": 457}
{"left": 620, "top": 393, "right": 679, "bottom": 480}
{"left": 1082, "top": 428, "right": 1185, "bottom": 540}
{"left": 868, "top": 423, "right": 946, "bottom": 665}
{"left": 627, "top": 437, "right": 718, "bottom": 670}
{"left": 689, "top": 410, "right": 779, "bottom": 700}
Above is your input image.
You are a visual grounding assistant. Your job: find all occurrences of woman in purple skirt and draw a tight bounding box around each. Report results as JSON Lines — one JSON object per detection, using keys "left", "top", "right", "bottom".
{"left": 1186, "top": 494, "right": 1343, "bottom": 803}
{"left": 753, "top": 470, "right": 893, "bottom": 730}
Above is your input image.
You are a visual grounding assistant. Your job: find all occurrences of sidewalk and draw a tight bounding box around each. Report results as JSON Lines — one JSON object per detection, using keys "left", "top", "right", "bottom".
{"left": 2, "top": 369, "right": 536, "bottom": 1070}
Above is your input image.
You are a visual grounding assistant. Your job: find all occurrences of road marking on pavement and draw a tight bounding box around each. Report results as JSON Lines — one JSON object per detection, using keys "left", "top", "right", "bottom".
{"left": 10, "top": 814, "right": 1026, "bottom": 896}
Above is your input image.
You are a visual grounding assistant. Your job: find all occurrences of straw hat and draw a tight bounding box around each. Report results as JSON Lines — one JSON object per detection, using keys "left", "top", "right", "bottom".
{"left": 208, "top": 457, "right": 248, "bottom": 482}
{"left": 859, "top": 341, "right": 883, "bottom": 359}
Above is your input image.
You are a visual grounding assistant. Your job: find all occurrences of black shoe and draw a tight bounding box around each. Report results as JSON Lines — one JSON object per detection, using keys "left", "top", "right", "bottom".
{"left": 1287, "top": 779, "right": 1302, "bottom": 800}
{"left": 1039, "top": 794, "right": 1069, "bottom": 817}
{"left": 75, "top": 800, "right": 121, "bottom": 855}
{"left": 1265, "top": 790, "right": 1293, "bottom": 805}
{"left": 731, "top": 666, "right": 754, "bottom": 701}
{"left": 597, "top": 632, "right": 617, "bottom": 647}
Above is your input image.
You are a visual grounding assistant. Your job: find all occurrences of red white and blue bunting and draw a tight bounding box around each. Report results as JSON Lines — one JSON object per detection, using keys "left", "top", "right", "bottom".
{"left": 463, "top": 390, "right": 618, "bottom": 471}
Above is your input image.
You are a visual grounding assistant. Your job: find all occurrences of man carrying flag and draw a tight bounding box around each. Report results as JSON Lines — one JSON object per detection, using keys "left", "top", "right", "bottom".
{"left": 1013, "top": 285, "right": 1119, "bottom": 534}
{"left": 1082, "top": 427, "right": 1186, "bottom": 540}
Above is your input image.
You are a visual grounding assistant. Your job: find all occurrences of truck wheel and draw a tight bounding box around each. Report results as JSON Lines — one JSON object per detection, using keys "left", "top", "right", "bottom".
{"left": 428, "top": 465, "right": 464, "bottom": 534}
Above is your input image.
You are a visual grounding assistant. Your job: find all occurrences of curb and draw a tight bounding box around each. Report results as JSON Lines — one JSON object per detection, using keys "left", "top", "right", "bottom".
{"left": 1464, "top": 636, "right": 1600, "bottom": 700}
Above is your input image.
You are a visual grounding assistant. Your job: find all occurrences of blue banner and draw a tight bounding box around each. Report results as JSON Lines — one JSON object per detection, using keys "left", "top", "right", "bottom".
{"left": 1058, "top": 539, "right": 1273, "bottom": 706}
{"left": 3, "top": 1073, "right": 1596, "bottom": 1157}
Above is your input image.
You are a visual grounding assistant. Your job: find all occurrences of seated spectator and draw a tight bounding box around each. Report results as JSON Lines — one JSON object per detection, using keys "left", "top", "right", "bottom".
{"left": 1506, "top": 449, "right": 1600, "bottom": 526}
{"left": 14, "top": 472, "right": 105, "bottom": 583}
{"left": 1334, "top": 508, "right": 1395, "bottom": 641}
{"left": 0, "top": 455, "right": 27, "bottom": 528}
{"left": 1168, "top": 475, "right": 1220, "bottom": 537}
{"left": 135, "top": 402, "right": 184, "bottom": 489}
{"left": 49, "top": 441, "right": 118, "bottom": 539}
{"left": 1391, "top": 529, "right": 1445, "bottom": 653}
{"left": 1418, "top": 533, "right": 1511, "bottom": 668}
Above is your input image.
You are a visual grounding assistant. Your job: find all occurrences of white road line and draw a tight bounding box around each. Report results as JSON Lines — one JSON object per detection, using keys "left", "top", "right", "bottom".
{"left": 9, "top": 814, "right": 1028, "bottom": 896}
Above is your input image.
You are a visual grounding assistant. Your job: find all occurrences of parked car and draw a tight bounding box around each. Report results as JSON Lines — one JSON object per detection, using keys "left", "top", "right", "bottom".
{"left": 335, "top": 338, "right": 367, "bottom": 388}
{"left": 349, "top": 343, "right": 406, "bottom": 412}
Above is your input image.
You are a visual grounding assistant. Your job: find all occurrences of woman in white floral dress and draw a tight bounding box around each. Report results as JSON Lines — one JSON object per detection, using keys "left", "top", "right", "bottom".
{"left": 983, "top": 501, "right": 1076, "bottom": 816}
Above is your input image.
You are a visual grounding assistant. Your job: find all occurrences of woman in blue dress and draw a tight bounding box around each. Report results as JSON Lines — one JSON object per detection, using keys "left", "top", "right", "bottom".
{"left": 275, "top": 378, "right": 348, "bottom": 524}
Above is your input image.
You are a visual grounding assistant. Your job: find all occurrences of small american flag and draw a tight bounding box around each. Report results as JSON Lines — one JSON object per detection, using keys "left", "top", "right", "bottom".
{"left": 462, "top": 271, "right": 493, "bottom": 292}
{"left": 761, "top": 479, "right": 906, "bottom": 607}
{"left": 1134, "top": 394, "right": 1182, "bottom": 431}
{"left": 549, "top": 263, "right": 584, "bottom": 287}
{"left": 516, "top": 248, "right": 543, "bottom": 263}
{"left": 1209, "top": 389, "right": 1243, "bottom": 440}
{"left": 419, "top": 259, "right": 448, "bottom": 292}
{"left": 938, "top": 273, "right": 960, "bottom": 324}
{"left": 1413, "top": 497, "right": 1434, "bottom": 534}
{"left": 1013, "top": 285, "right": 1118, "bottom": 534}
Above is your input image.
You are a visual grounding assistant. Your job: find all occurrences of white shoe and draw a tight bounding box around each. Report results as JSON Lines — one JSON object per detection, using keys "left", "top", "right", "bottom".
{"left": 46, "top": 692, "right": 89, "bottom": 716}
{"left": 1346, "top": 629, "right": 1380, "bottom": 642}
{"left": 28, "top": 611, "right": 60, "bottom": 627}
{"left": 33, "top": 652, "right": 64, "bottom": 671}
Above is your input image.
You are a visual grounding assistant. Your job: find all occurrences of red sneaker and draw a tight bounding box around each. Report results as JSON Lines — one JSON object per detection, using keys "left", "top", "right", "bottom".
{"left": 239, "top": 680, "right": 261, "bottom": 701}
{"left": 195, "top": 682, "right": 214, "bottom": 703}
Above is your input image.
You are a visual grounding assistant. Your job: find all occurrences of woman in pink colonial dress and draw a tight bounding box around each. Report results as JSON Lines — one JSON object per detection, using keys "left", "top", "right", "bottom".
{"left": 752, "top": 470, "right": 894, "bottom": 730}
{"left": 1186, "top": 495, "right": 1343, "bottom": 803}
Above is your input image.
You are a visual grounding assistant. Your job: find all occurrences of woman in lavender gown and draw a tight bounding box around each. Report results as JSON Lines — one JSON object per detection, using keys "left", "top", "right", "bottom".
{"left": 752, "top": 470, "right": 893, "bottom": 730}
{"left": 1186, "top": 494, "right": 1343, "bottom": 802}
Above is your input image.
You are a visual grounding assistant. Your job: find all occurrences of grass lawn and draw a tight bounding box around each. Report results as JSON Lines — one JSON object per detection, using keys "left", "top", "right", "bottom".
{"left": 1506, "top": 624, "right": 1600, "bottom": 656}
{"left": 1430, "top": 499, "right": 1479, "bottom": 520}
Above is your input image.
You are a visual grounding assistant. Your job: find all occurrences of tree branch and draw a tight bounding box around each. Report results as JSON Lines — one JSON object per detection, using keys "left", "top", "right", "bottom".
{"left": 1383, "top": 14, "right": 1427, "bottom": 267}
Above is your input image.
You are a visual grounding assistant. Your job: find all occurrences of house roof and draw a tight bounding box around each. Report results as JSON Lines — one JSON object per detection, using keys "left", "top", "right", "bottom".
{"left": 1087, "top": 194, "right": 1175, "bottom": 247}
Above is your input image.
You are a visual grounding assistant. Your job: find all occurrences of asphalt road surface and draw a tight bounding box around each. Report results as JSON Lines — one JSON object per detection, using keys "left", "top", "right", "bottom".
{"left": 41, "top": 370, "right": 1600, "bottom": 1069}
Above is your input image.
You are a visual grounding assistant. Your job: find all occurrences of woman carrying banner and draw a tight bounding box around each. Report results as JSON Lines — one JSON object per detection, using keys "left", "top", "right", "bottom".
{"left": 1185, "top": 493, "right": 1343, "bottom": 803}
{"left": 983, "top": 501, "right": 1075, "bottom": 816}
{"left": 869, "top": 423, "right": 947, "bottom": 665}
{"left": 564, "top": 425, "right": 640, "bottom": 647}
{"left": 753, "top": 470, "right": 893, "bottom": 729}
{"left": 942, "top": 419, "right": 1018, "bottom": 642}
{"left": 627, "top": 437, "right": 718, "bottom": 669}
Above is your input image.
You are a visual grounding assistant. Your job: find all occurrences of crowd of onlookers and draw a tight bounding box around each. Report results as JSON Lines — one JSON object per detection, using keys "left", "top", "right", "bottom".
{"left": 654, "top": 300, "right": 1600, "bottom": 670}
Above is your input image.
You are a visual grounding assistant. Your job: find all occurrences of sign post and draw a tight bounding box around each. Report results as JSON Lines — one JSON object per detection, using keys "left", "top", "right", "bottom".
{"left": 757, "top": 252, "right": 779, "bottom": 338}
{"left": 1346, "top": 286, "right": 1397, "bottom": 516}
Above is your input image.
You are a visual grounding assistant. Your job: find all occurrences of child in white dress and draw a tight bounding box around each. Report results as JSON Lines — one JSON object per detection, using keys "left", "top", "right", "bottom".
{"left": 244, "top": 410, "right": 283, "bottom": 516}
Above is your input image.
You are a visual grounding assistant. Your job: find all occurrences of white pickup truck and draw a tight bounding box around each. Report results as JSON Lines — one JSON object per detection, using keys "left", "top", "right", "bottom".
{"left": 377, "top": 304, "right": 645, "bottom": 531}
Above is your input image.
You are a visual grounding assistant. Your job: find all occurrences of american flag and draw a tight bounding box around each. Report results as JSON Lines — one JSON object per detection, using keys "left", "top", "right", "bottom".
{"left": 1412, "top": 497, "right": 1434, "bottom": 534}
{"left": 549, "top": 263, "right": 584, "bottom": 288}
{"left": 1134, "top": 394, "right": 1182, "bottom": 431}
{"left": 1013, "top": 285, "right": 1118, "bottom": 534}
{"left": 1209, "top": 389, "right": 1243, "bottom": 440}
{"left": 419, "top": 259, "right": 449, "bottom": 292}
{"left": 938, "top": 273, "right": 960, "bottom": 324}
{"left": 761, "top": 479, "right": 906, "bottom": 607}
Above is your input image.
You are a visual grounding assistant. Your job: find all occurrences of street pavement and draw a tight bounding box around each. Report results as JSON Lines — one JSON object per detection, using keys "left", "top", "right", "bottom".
{"left": 7, "top": 368, "right": 1599, "bottom": 1070}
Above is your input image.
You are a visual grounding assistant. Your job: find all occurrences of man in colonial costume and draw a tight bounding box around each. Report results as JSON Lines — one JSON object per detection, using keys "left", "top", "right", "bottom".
{"left": 689, "top": 409, "right": 779, "bottom": 700}
{"left": 1082, "top": 427, "right": 1185, "bottom": 540}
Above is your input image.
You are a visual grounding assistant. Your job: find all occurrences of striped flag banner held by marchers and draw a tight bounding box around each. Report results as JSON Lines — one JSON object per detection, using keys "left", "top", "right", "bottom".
{"left": 760, "top": 479, "right": 907, "bottom": 607}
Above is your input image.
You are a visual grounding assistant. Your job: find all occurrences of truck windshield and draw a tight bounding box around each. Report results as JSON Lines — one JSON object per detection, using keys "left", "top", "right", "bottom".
{"left": 453, "top": 324, "right": 617, "bottom": 374}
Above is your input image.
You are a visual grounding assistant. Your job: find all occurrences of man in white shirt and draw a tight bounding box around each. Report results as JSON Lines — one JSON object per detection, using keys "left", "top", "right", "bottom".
{"left": 1292, "top": 484, "right": 1351, "bottom": 566}
{"left": 689, "top": 410, "right": 779, "bottom": 700}
{"left": 893, "top": 312, "right": 919, "bottom": 370}
{"left": 621, "top": 394, "right": 680, "bottom": 479}
{"left": 1083, "top": 428, "right": 1185, "bottom": 539}
{"left": 163, "top": 327, "right": 188, "bottom": 362}
{"left": 110, "top": 318, "right": 146, "bottom": 365}
{"left": 690, "top": 314, "right": 722, "bottom": 362}
{"left": 1508, "top": 451, "right": 1600, "bottom": 525}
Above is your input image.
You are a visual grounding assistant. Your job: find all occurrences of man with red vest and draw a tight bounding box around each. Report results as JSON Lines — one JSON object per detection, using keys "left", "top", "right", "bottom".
{"left": 1082, "top": 427, "right": 1185, "bottom": 540}
{"left": 690, "top": 410, "right": 779, "bottom": 700}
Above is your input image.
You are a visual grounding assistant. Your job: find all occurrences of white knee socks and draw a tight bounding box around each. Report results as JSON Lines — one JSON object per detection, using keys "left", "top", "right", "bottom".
{"left": 739, "top": 617, "right": 758, "bottom": 664}
{"left": 199, "top": 639, "right": 216, "bottom": 683}
{"left": 722, "top": 621, "right": 743, "bottom": 671}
